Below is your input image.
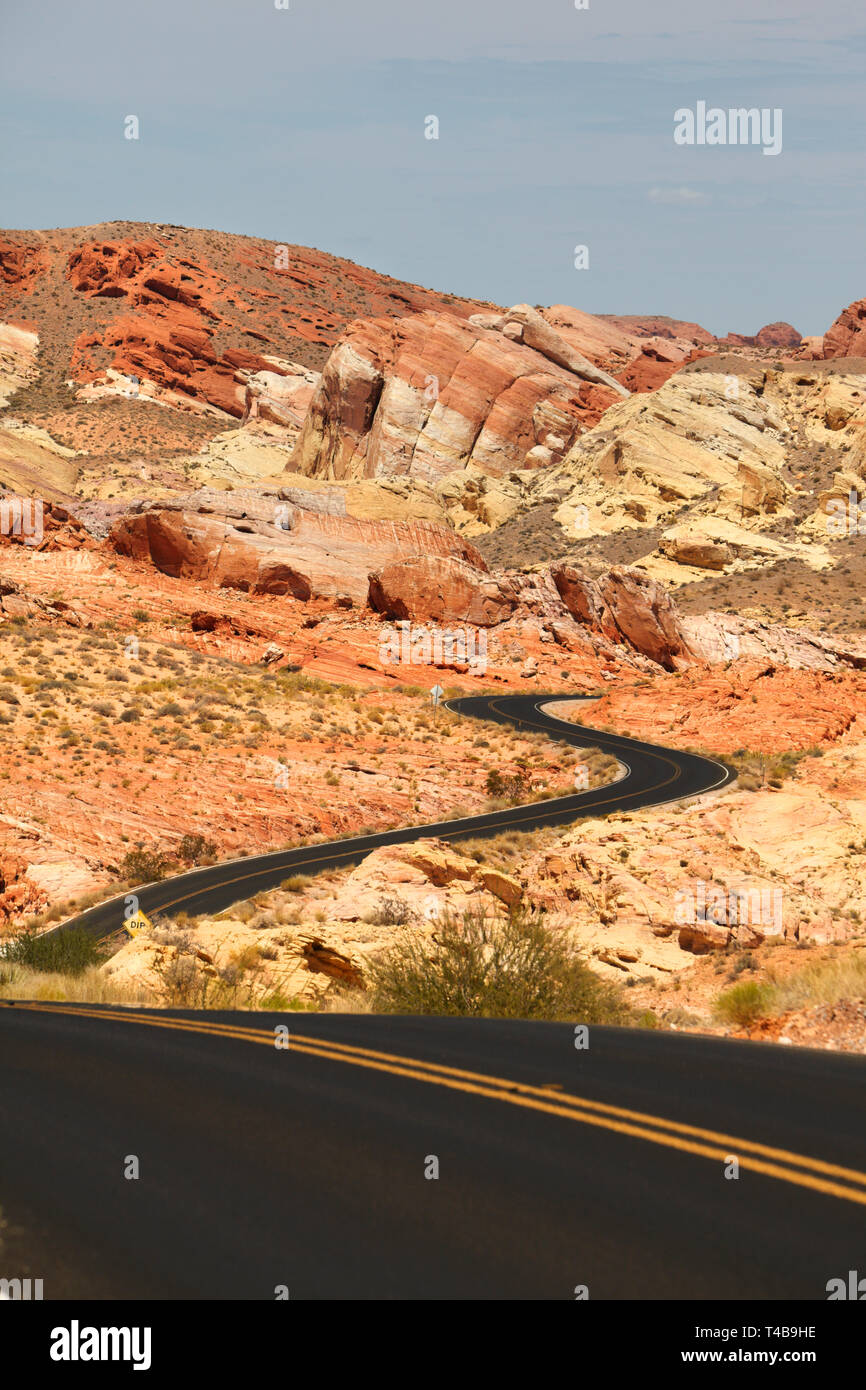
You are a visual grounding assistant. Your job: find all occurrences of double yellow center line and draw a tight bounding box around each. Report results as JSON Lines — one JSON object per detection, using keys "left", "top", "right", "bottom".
{"left": 5, "top": 1000, "right": 866, "bottom": 1208}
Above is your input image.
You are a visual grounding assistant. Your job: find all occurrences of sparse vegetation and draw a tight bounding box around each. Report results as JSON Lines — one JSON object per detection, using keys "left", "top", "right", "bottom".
{"left": 2, "top": 926, "right": 106, "bottom": 976}
{"left": 367, "top": 905, "right": 634, "bottom": 1022}
{"left": 713, "top": 949, "right": 866, "bottom": 1028}
{"left": 119, "top": 845, "right": 172, "bottom": 884}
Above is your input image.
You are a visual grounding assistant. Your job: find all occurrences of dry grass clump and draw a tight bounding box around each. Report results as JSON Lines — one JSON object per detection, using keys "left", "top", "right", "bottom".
{"left": 713, "top": 945, "right": 866, "bottom": 1026}
{"left": 0, "top": 963, "right": 149, "bottom": 1006}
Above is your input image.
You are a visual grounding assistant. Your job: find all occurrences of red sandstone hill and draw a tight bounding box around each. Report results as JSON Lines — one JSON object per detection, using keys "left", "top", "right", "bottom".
{"left": 0, "top": 221, "right": 830, "bottom": 464}
{"left": 0, "top": 222, "right": 498, "bottom": 420}
{"left": 0, "top": 223, "right": 745, "bottom": 419}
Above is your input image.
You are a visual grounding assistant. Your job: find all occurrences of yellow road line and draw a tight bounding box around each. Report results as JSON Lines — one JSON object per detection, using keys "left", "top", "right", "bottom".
{"left": 5, "top": 1000, "right": 866, "bottom": 1207}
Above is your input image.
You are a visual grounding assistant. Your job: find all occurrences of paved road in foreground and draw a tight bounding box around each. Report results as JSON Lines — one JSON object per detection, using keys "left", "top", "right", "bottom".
{"left": 0, "top": 1004, "right": 864, "bottom": 1298}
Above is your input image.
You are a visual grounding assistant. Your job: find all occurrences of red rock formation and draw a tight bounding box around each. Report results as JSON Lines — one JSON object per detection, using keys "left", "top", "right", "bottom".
{"left": 755, "top": 321, "right": 801, "bottom": 349}
{"left": 64, "top": 237, "right": 296, "bottom": 418}
{"left": 0, "top": 500, "right": 93, "bottom": 552}
{"left": 0, "top": 240, "right": 44, "bottom": 293}
{"left": 551, "top": 564, "right": 692, "bottom": 670}
{"left": 600, "top": 314, "right": 715, "bottom": 346}
{"left": 71, "top": 312, "right": 273, "bottom": 418}
{"left": 368, "top": 554, "right": 517, "bottom": 626}
{"left": 110, "top": 493, "right": 483, "bottom": 606}
{"left": 616, "top": 346, "right": 713, "bottom": 393}
{"left": 823, "top": 300, "right": 866, "bottom": 359}
{"left": 291, "top": 309, "right": 625, "bottom": 484}
{"left": 0, "top": 854, "right": 46, "bottom": 922}
{"left": 719, "top": 322, "right": 802, "bottom": 350}
{"left": 66, "top": 239, "right": 163, "bottom": 296}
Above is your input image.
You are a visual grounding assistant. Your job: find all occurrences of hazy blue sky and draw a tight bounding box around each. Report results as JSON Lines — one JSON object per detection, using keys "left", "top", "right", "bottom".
{"left": 2, "top": 0, "right": 864, "bottom": 335}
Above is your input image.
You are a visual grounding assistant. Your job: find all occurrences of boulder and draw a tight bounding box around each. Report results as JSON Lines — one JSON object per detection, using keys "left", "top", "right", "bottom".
{"left": 110, "top": 488, "right": 483, "bottom": 606}
{"left": 659, "top": 534, "right": 732, "bottom": 570}
{"left": 755, "top": 321, "right": 801, "bottom": 349}
{"left": 552, "top": 564, "right": 692, "bottom": 669}
{"left": 368, "top": 554, "right": 518, "bottom": 626}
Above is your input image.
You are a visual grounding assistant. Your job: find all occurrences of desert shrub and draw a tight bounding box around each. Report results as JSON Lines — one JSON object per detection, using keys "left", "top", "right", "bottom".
{"left": 177, "top": 832, "right": 217, "bottom": 864}
{"left": 4, "top": 927, "right": 106, "bottom": 976}
{"left": 485, "top": 767, "right": 533, "bottom": 801}
{"left": 366, "top": 894, "right": 413, "bottom": 927}
{"left": 367, "top": 905, "right": 632, "bottom": 1022}
{"left": 713, "top": 980, "right": 773, "bottom": 1027}
{"left": 119, "top": 845, "right": 173, "bottom": 884}
{"left": 281, "top": 875, "right": 311, "bottom": 893}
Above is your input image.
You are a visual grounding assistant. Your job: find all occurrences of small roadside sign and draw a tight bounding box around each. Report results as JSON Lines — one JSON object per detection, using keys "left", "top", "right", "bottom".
{"left": 124, "top": 908, "right": 153, "bottom": 939}
{"left": 430, "top": 684, "right": 444, "bottom": 708}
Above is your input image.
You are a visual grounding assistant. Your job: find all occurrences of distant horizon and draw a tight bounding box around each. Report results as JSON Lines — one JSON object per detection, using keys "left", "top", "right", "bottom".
{"left": 0, "top": 215, "right": 847, "bottom": 342}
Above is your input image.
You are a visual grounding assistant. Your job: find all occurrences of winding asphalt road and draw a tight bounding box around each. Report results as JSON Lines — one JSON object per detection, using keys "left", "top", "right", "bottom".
{"left": 5, "top": 694, "right": 863, "bottom": 1300}
{"left": 46, "top": 693, "right": 736, "bottom": 941}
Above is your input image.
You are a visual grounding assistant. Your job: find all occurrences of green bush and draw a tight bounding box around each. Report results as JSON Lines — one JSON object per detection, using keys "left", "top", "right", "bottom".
{"left": 485, "top": 767, "right": 533, "bottom": 802}
{"left": 4, "top": 927, "right": 106, "bottom": 976}
{"left": 713, "top": 979, "right": 773, "bottom": 1027}
{"left": 367, "top": 905, "right": 632, "bottom": 1022}
{"left": 177, "top": 832, "right": 216, "bottom": 865}
{"left": 119, "top": 846, "right": 172, "bottom": 884}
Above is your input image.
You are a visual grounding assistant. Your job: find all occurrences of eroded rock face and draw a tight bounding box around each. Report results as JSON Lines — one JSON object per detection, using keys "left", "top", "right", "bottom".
{"left": 0, "top": 322, "right": 39, "bottom": 406}
{"left": 600, "top": 313, "right": 716, "bottom": 348}
{"left": 499, "top": 304, "right": 630, "bottom": 397}
{"left": 109, "top": 489, "right": 483, "bottom": 605}
{"left": 290, "top": 308, "right": 629, "bottom": 487}
{"left": 823, "top": 299, "right": 866, "bottom": 359}
{"left": 0, "top": 854, "right": 46, "bottom": 922}
{"left": 243, "top": 366, "right": 319, "bottom": 431}
{"left": 534, "top": 369, "right": 792, "bottom": 540}
{"left": 551, "top": 564, "right": 692, "bottom": 670}
{"left": 369, "top": 554, "right": 518, "bottom": 626}
{"left": 72, "top": 312, "right": 279, "bottom": 419}
{"left": 616, "top": 345, "right": 709, "bottom": 394}
{"left": 66, "top": 239, "right": 163, "bottom": 296}
{"left": 0, "top": 240, "right": 44, "bottom": 293}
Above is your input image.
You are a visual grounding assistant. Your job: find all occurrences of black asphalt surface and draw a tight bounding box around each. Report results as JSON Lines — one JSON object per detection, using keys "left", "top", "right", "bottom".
{"left": 48, "top": 693, "right": 736, "bottom": 941}
{"left": 0, "top": 1006, "right": 864, "bottom": 1299}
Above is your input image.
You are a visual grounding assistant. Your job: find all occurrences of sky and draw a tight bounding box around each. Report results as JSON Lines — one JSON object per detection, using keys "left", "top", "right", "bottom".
{"left": 1, "top": 0, "right": 865, "bottom": 336}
